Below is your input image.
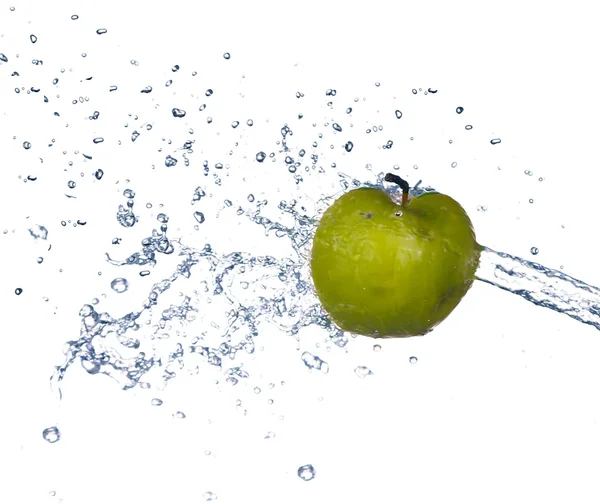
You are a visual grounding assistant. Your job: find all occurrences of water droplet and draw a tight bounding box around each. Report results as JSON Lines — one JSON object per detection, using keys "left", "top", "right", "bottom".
{"left": 530, "top": 247, "right": 539, "bottom": 255}
{"left": 231, "top": 121, "right": 239, "bottom": 129}
{"left": 529, "top": 198, "right": 534, "bottom": 204}
{"left": 456, "top": 106, "right": 464, "bottom": 114}
{"left": 247, "top": 194, "right": 255, "bottom": 202}
{"left": 37, "top": 257, "right": 44, "bottom": 264}
{"left": 428, "top": 88, "right": 438, "bottom": 94}
{"left": 354, "top": 366, "right": 373, "bottom": 378}
{"left": 409, "top": 356, "right": 418, "bottom": 364}
{"left": 373, "top": 344, "right": 381, "bottom": 352}
{"left": 524, "top": 170, "right": 533, "bottom": 176}
{"left": 256, "top": 151, "right": 266, "bottom": 163}
{"left": 23, "top": 141, "right": 31, "bottom": 150}
{"left": 0, "top": 53, "right": 8, "bottom": 63}
{"left": 123, "top": 189, "right": 135, "bottom": 199}
{"left": 110, "top": 278, "right": 129, "bottom": 293}
{"left": 171, "top": 65, "right": 180, "bottom": 72}
{"left": 93, "top": 137, "right": 104, "bottom": 144}
{"left": 297, "top": 464, "right": 316, "bottom": 481}
{"left": 223, "top": 52, "right": 231, "bottom": 60}
{"left": 451, "top": 161, "right": 457, "bottom": 168}
{"left": 301, "top": 352, "right": 329, "bottom": 373}
{"left": 465, "top": 124, "right": 473, "bottom": 130}
{"left": 165, "top": 155, "right": 178, "bottom": 167}
{"left": 194, "top": 212, "right": 205, "bottom": 224}
{"left": 172, "top": 108, "right": 186, "bottom": 118}
{"left": 157, "top": 213, "right": 169, "bottom": 223}
{"left": 174, "top": 411, "right": 186, "bottom": 419}
{"left": 325, "top": 89, "right": 336, "bottom": 96}
{"left": 412, "top": 89, "right": 417, "bottom": 94}
{"left": 332, "top": 123, "right": 342, "bottom": 132}
{"left": 94, "top": 169, "right": 104, "bottom": 180}
{"left": 71, "top": 14, "right": 79, "bottom": 20}
{"left": 203, "top": 491, "right": 218, "bottom": 501}
{"left": 254, "top": 387, "right": 261, "bottom": 394}
{"left": 30, "top": 34, "right": 38, "bottom": 43}
{"left": 42, "top": 426, "right": 61, "bottom": 443}
{"left": 15, "top": 287, "right": 23, "bottom": 295}
{"left": 395, "top": 110, "right": 403, "bottom": 119}
{"left": 29, "top": 224, "right": 48, "bottom": 240}
{"left": 344, "top": 141, "right": 354, "bottom": 152}
{"left": 205, "top": 89, "right": 213, "bottom": 97}
{"left": 246, "top": 119, "right": 254, "bottom": 126}
{"left": 490, "top": 138, "right": 501, "bottom": 145}
{"left": 96, "top": 28, "right": 107, "bottom": 35}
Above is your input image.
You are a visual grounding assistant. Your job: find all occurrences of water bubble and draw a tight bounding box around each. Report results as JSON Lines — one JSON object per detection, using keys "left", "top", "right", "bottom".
{"left": 172, "top": 108, "right": 186, "bottom": 118}
{"left": 524, "top": 170, "right": 533, "bottom": 176}
{"left": 96, "top": 28, "right": 107, "bottom": 35}
{"left": 409, "top": 356, "right": 418, "bottom": 364}
{"left": 30, "top": 34, "right": 38, "bottom": 43}
{"left": 325, "top": 89, "right": 336, "bottom": 96}
{"left": 123, "top": 189, "right": 135, "bottom": 199}
{"left": 203, "top": 491, "right": 218, "bottom": 502}
{"left": 247, "top": 194, "right": 255, "bottom": 202}
{"left": 246, "top": 119, "right": 254, "bottom": 126}
{"left": 530, "top": 247, "right": 539, "bottom": 255}
{"left": 301, "top": 352, "right": 329, "bottom": 373}
{"left": 67, "top": 180, "right": 76, "bottom": 189}
{"left": 157, "top": 213, "right": 169, "bottom": 223}
{"left": 93, "top": 137, "right": 104, "bottom": 144}
{"left": 151, "top": 398, "right": 163, "bottom": 406}
{"left": 354, "top": 366, "right": 373, "bottom": 378}
{"left": 451, "top": 161, "right": 457, "bottom": 168}
{"left": 71, "top": 14, "right": 79, "bottom": 20}
{"left": 171, "top": 64, "right": 180, "bottom": 72}
{"left": 296, "top": 91, "right": 304, "bottom": 98}
{"left": 174, "top": 411, "right": 186, "bottom": 419}
{"left": 29, "top": 224, "right": 48, "bottom": 240}
{"left": 131, "top": 131, "right": 140, "bottom": 142}
{"left": 529, "top": 198, "right": 534, "bottom": 204}
{"left": 297, "top": 464, "right": 316, "bottom": 481}
{"left": 42, "top": 426, "right": 61, "bottom": 443}
{"left": 110, "top": 278, "right": 129, "bottom": 293}
{"left": 332, "top": 123, "right": 342, "bottom": 132}
{"left": 373, "top": 344, "right": 381, "bottom": 352}
{"left": 490, "top": 138, "right": 501, "bottom": 145}
{"left": 205, "top": 89, "right": 213, "bottom": 97}
{"left": 37, "top": 257, "right": 44, "bottom": 264}
{"left": 456, "top": 106, "right": 464, "bottom": 114}
{"left": 395, "top": 110, "right": 403, "bottom": 119}
{"left": 94, "top": 169, "right": 104, "bottom": 180}
{"left": 194, "top": 212, "right": 205, "bottom": 224}
{"left": 15, "top": 288, "right": 23, "bottom": 295}
{"left": 465, "top": 124, "right": 473, "bottom": 130}
{"left": 256, "top": 151, "right": 266, "bottom": 163}
{"left": 223, "top": 52, "right": 231, "bottom": 59}
{"left": 344, "top": 141, "right": 354, "bottom": 152}
{"left": 412, "top": 89, "right": 417, "bottom": 94}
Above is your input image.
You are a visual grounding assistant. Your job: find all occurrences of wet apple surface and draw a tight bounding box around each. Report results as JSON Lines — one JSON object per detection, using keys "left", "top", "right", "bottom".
{"left": 310, "top": 174, "right": 482, "bottom": 337}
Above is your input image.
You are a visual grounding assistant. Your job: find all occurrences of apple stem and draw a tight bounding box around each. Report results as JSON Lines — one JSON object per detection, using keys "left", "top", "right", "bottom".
{"left": 384, "top": 173, "right": 409, "bottom": 206}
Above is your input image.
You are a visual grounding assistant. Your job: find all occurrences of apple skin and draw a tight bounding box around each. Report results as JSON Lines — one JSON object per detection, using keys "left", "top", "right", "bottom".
{"left": 310, "top": 187, "right": 482, "bottom": 338}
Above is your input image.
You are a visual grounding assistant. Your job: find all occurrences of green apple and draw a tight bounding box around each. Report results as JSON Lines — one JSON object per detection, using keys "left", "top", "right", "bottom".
{"left": 310, "top": 173, "right": 481, "bottom": 338}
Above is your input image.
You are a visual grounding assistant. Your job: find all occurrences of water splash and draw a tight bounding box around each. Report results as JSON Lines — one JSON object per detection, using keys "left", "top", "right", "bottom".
{"left": 476, "top": 247, "right": 600, "bottom": 331}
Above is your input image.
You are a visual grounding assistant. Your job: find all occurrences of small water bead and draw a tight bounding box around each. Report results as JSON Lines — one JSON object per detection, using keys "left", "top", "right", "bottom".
{"left": 171, "top": 64, "right": 180, "bottom": 72}
{"left": 207, "top": 117, "right": 213, "bottom": 124}
{"left": 203, "top": 491, "right": 218, "bottom": 502}
{"left": 29, "top": 224, "right": 48, "bottom": 240}
{"left": 42, "top": 426, "right": 61, "bottom": 443}
{"left": 96, "top": 28, "right": 107, "bottom": 35}
{"left": 297, "top": 464, "right": 316, "bottom": 481}
{"left": 247, "top": 194, "right": 255, "bottom": 203}
{"left": 413, "top": 164, "right": 418, "bottom": 170}
{"left": 172, "top": 108, "right": 186, "bottom": 118}
{"left": 451, "top": 161, "right": 457, "bottom": 168}
{"left": 123, "top": 189, "right": 135, "bottom": 198}
{"left": 529, "top": 198, "right": 534, "bottom": 204}
{"left": 223, "top": 52, "right": 231, "bottom": 59}
{"left": 94, "top": 169, "right": 104, "bottom": 180}
{"left": 246, "top": 119, "right": 254, "bottom": 126}
{"left": 194, "top": 212, "right": 205, "bottom": 224}
{"left": 165, "top": 155, "right": 178, "bottom": 167}
{"left": 409, "top": 356, "right": 418, "bottom": 364}
{"left": 375, "top": 82, "right": 381, "bottom": 87}
{"left": 412, "top": 89, "right": 417, "bottom": 94}
{"left": 199, "top": 104, "right": 206, "bottom": 112}
{"left": 301, "top": 352, "right": 329, "bottom": 373}
{"left": 110, "top": 278, "right": 129, "bottom": 293}
{"left": 490, "top": 138, "right": 501, "bottom": 145}
{"left": 131, "top": 131, "right": 140, "bottom": 142}
{"left": 524, "top": 170, "right": 533, "bottom": 176}
{"left": 326, "top": 89, "right": 336, "bottom": 96}
{"left": 296, "top": 91, "right": 304, "bottom": 98}
{"left": 395, "top": 110, "right": 403, "bottom": 119}
{"left": 30, "top": 34, "right": 38, "bottom": 43}
{"left": 231, "top": 121, "right": 239, "bottom": 128}
{"left": 465, "top": 124, "right": 473, "bottom": 130}
{"left": 67, "top": 180, "right": 76, "bottom": 189}
{"left": 205, "top": 89, "right": 213, "bottom": 96}
{"left": 332, "top": 123, "right": 342, "bottom": 132}
{"left": 530, "top": 247, "right": 539, "bottom": 255}
{"left": 37, "top": 257, "right": 43, "bottom": 264}
{"left": 71, "top": 14, "right": 79, "bottom": 20}
{"left": 256, "top": 151, "right": 266, "bottom": 162}
{"left": 15, "top": 288, "right": 23, "bottom": 295}
{"left": 456, "top": 106, "right": 464, "bottom": 114}
{"left": 23, "top": 141, "right": 31, "bottom": 150}
{"left": 354, "top": 366, "right": 374, "bottom": 378}
{"left": 93, "top": 137, "right": 104, "bottom": 144}
{"left": 254, "top": 387, "right": 261, "bottom": 394}
{"left": 373, "top": 344, "right": 382, "bottom": 352}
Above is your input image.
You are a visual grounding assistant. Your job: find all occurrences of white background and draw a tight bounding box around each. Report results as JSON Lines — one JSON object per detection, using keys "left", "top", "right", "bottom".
{"left": 2, "top": 1, "right": 600, "bottom": 503}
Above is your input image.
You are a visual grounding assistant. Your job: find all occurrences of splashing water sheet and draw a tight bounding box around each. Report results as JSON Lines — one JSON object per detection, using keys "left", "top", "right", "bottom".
{"left": 1, "top": 2, "right": 600, "bottom": 504}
